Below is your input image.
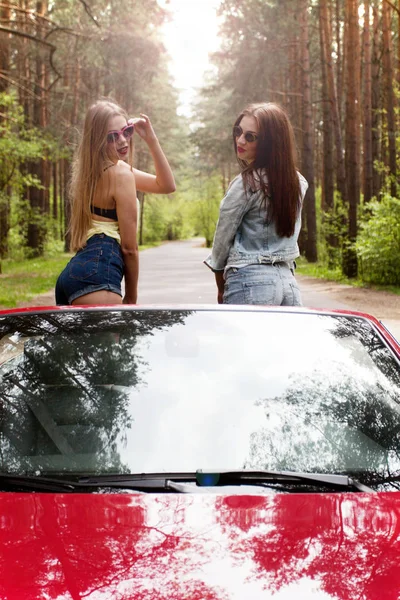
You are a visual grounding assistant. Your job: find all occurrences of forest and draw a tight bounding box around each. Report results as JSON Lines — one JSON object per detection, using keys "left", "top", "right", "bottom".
{"left": 0, "top": 0, "right": 400, "bottom": 287}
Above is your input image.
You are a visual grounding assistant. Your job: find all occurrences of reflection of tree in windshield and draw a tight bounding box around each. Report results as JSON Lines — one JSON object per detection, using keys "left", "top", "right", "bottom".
{"left": 330, "top": 316, "right": 400, "bottom": 388}
{"left": 244, "top": 317, "right": 400, "bottom": 486}
{"left": 0, "top": 309, "right": 192, "bottom": 475}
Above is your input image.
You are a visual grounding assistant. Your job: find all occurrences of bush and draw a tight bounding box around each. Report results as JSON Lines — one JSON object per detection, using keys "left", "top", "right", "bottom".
{"left": 142, "top": 195, "right": 192, "bottom": 243}
{"left": 188, "top": 175, "right": 221, "bottom": 247}
{"left": 356, "top": 195, "right": 400, "bottom": 285}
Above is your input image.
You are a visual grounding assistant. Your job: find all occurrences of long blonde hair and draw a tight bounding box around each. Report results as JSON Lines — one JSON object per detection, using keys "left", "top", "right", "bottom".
{"left": 69, "top": 99, "right": 133, "bottom": 251}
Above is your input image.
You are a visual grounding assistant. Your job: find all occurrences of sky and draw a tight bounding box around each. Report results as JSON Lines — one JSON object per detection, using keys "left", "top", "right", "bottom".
{"left": 159, "top": 0, "right": 222, "bottom": 116}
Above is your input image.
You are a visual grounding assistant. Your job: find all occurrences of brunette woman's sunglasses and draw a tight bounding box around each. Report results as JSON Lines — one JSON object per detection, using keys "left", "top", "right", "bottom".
{"left": 107, "top": 124, "right": 135, "bottom": 144}
{"left": 233, "top": 125, "right": 258, "bottom": 143}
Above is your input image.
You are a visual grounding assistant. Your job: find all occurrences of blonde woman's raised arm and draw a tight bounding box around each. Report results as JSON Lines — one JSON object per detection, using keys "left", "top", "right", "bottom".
{"left": 130, "top": 114, "right": 176, "bottom": 195}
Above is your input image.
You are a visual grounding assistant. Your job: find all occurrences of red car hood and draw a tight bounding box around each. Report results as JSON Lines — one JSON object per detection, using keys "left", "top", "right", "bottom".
{"left": 1, "top": 491, "right": 400, "bottom": 599}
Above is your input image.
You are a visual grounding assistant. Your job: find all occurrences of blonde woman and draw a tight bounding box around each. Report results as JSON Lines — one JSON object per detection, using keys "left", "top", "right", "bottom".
{"left": 56, "top": 99, "right": 175, "bottom": 305}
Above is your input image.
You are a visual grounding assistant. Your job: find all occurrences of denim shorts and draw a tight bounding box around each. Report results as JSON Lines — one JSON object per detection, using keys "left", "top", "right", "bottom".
{"left": 55, "top": 234, "right": 124, "bottom": 305}
{"left": 223, "top": 263, "right": 302, "bottom": 306}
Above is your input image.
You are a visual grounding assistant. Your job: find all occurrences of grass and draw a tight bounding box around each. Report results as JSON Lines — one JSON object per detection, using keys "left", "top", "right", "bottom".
{"left": 0, "top": 254, "right": 72, "bottom": 308}
{"left": 296, "top": 257, "right": 400, "bottom": 295}
{"left": 0, "top": 243, "right": 161, "bottom": 309}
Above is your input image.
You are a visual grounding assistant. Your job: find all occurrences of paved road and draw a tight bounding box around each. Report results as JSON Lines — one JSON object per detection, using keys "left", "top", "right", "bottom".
{"left": 138, "top": 238, "right": 400, "bottom": 342}
{"left": 138, "top": 239, "right": 216, "bottom": 304}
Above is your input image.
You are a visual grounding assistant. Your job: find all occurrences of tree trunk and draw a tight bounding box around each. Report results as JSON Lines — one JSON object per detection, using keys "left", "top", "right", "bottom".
{"left": 0, "top": 192, "right": 10, "bottom": 261}
{"left": 62, "top": 159, "right": 71, "bottom": 251}
{"left": 322, "top": 0, "right": 346, "bottom": 200}
{"left": 362, "top": 0, "right": 373, "bottom": 203}
{"left": 398, "top": 3, "right": 400, "bottom": 85}
{"left": 299, "top": 0, "right": 317, "bottom": 263}
{"left": 17, "top": 0, "right": 30, "bottom": 117}
{"left": 0, "top": 0, "right": 11, "bottom": 267}
{"left": 336, "top": 0, "right": 344, "bottom": 118}
{"left": 319, "top": 0, "right": 334, "bottom": 212}
{"left": 53, "top": 161, "right": 58, "bottom": 221}
{"left": 319, "top": 0, "right": 338, "bottom": 262}
{"left": 71, "top": 38, "right": 80, "bottom": 127}
{"left": 382, "top": 0, "right": 397, "bottom": 196}
{"left": 0, "top": 0, "right": 10, "bottom": 93}
{"left": 343, "top": 0, "right": 361, "bottom": 278}
{"left": 26, "top": 0, "right": 48, "bottom": 256}
{"left": 371, "top": 0, "right": 381, "bottom": 197}
{"left": 59, "top": 159, "right": 64, "bottom": 240}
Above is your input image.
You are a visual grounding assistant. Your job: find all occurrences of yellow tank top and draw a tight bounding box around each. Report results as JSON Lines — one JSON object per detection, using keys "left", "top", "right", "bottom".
{"left": 87, "top": 220, "right": 121, "bottom": 243}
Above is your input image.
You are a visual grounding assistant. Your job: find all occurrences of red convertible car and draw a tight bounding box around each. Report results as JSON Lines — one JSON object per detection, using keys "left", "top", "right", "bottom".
{"left": 0, "top": 304, "right": 399, "bottom": 599}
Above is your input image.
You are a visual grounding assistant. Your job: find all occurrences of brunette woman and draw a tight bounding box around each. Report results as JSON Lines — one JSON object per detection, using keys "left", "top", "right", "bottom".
{"left": 204, "top": 102, "right": 308, "bottom": 305}
{"left": 56, "top": 99, "right": 175, "bottom": 305}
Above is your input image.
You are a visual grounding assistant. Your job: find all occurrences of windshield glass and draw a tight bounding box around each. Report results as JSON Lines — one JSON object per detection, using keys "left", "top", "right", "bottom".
{"left": 1, "top": 308, "right": 400, "bottom": 487}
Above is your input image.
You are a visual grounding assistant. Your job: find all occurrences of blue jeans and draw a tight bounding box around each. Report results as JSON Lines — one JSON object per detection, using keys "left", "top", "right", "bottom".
{"left": 55, "top": 234, "right": 124, "bottom": 305}
{"left": 223, "top": 263, "right": 302, "bottom": 306}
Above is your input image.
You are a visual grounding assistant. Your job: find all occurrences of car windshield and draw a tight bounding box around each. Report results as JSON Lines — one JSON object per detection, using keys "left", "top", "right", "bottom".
{"left": 1, "top": 307, "right": 400, "bottom": 490}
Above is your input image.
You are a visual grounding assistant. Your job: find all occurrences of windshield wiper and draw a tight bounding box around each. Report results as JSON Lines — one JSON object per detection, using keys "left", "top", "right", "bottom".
{"left": 78, "top": 469, "right": 374, "bottom": 493}
{"left": 0, "top": 474, "right": 77, "bottom": 493}
{"left": 0, "top": 473, "right": 177, "bottom": 493}
{"left": 1, "top": 469, "right": 373, "bottom": 494}
{"left": 196, "top": 469, "right": 374, "bottom": 492}
{"left": 170, "top": 469, "right": 374, "bottom": 493}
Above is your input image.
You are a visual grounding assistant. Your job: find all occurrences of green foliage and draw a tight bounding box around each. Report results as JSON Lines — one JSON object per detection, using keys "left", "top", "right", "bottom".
{"left": 296, "top": 256, "right": 359, "bottom": 285}
{"left": 318, "top": 190, "right": 349, "bottom": 270}
{"left": 142, "top": 168, "right": 224, "bottom": 247}
{"left": 191, "top": 83, "right": 236, "bottom": 174}
{"left": 307, "top": 190, "right": 400, "bottom": 287}
{"left": 356, "top": 195, "right": 400, "bottom": 285}
{"left": 6, "top": 197, "right": 28, "bottom": 261}
{"left": 188, "top": 174, "right": 222, "bottom": 247}
{"left": 4, "top": 195, "right": 53, "bottom": 260}
{"left": 0, "top": 93, "right": 54, "bottom": 193}
{"left": 0, "top": 92, "right": 66, "bottom": 262}
{"left": 191, "top": 0, "right": 298, "bottom": 187}
{"left": 142, "top": 195, "right": 192, "bottom": 243}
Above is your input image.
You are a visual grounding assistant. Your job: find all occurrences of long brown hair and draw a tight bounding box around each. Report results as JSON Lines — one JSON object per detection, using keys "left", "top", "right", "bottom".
{"left": 69, "top": 99, "right": 134, "bottom": 251}
{"left": 233, "top": 102, "right": 301, "bottom": 237}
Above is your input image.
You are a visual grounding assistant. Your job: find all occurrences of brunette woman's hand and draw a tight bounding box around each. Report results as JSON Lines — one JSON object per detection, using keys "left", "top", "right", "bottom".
{"left": 123, "top": 294, "right": 137, "bottom": 305}
{"left": 215, "top": 271, "right": 225, "bottom": 304}
{"left": 129, "top": 114, "right": 157, "bottom": 144}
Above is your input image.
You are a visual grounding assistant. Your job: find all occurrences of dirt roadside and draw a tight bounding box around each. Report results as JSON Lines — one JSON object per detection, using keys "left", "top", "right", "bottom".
{"left": 296, "top": 275, "right": 400, "bottom": 321}
{"left": 13, "top": 289, "right": 56, "bottom": 309}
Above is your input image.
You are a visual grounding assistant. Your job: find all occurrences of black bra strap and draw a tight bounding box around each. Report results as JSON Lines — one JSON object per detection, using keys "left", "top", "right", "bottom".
{"left": 91, "top": 205, "right": 117, "bottom": 220}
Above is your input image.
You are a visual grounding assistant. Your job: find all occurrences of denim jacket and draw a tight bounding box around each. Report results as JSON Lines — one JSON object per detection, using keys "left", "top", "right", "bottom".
{"left": 204, "top": 171, "right": 308, "bottom": 273}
